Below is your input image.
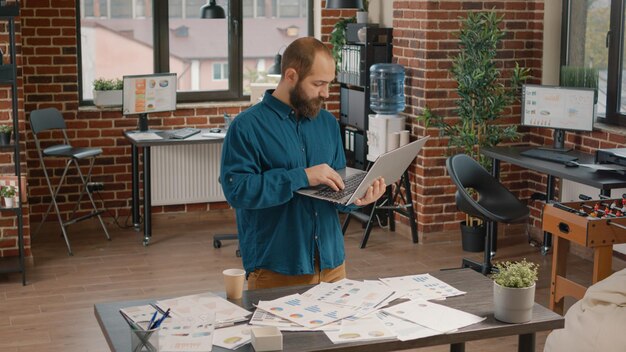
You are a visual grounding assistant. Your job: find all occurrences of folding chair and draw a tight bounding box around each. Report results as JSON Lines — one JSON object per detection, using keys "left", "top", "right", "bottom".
{"left": 30, "top": 108, "right": 110, "bottom": 255}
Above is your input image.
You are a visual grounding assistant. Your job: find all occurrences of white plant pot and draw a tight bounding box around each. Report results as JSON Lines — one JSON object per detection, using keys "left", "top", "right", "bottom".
{"left": 493, "top": 282, "right": 535, "bottom": 323}
{"left": 4, "top": 196, "right": 14, "bottom": 208}
{"left": 93, "top": 89, "right": 122, "bottom": 108}
{"left": 356, "top": 11, "right": 368, "bottom": 24}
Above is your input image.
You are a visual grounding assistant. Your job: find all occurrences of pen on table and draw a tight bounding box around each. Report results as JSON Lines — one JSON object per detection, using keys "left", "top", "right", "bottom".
{"left": 153, "top": 308, "right": 171, "bottom": 329}
{"left": 147, "top": 310, "right": 158, "bottom": 330}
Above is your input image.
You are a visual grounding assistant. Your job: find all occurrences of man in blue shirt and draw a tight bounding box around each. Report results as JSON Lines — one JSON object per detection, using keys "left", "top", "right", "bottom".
{"left": 220, "top": 37, "right": 386, "bottom": 289}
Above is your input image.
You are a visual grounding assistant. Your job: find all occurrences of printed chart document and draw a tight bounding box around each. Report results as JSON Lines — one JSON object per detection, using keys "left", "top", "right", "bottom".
{"left": 324, "top": 315, "right": 395, "bottom": 344}
{"left": 256, "top": 294, "right": 355, "bottom": 328}
{"left": 119, "top": 304, "right": 157, "bottom": 330}
{"left": 158, "top": 312, "right": 215, "bottom": 352}
{"left": 379, "top": 273, "right": 466, "bottom": 301}
{"left": 212, "top": 324, "right": 252, "bottom": 350}
{"left": 302, "top": 279, "right": 395, "bottom": 314}
{"left": 382, "top": 299, "right": 485, "bottom": 333}
{"left": 374, "top": 311, "right": 441, "bottom": 341}
{"left": 250, "top": 308, "right": 340, "bottom": 332}
{"left": 156, "top": 292, "right": 250, "bottom": 327}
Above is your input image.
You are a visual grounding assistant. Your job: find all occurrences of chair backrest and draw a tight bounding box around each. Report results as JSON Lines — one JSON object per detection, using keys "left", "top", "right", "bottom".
{"left": 446, "top": 153, "right": 529, "bottom": 224}
{"left": 30, "top": 108, "right": 67, "bottom": 135}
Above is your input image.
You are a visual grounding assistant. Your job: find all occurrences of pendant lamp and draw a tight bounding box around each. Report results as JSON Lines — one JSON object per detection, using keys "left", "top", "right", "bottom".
{"left": 325, "top": 0, "right": 363, "bottom": 9}
{"left": 201, "top": 0, "right": 226, "bottom": 19}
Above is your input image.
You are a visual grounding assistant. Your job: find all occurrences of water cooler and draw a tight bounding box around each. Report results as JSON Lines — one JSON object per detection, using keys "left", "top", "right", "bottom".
{"left": 366, "top": 63, "right": 406, "bottom": 162}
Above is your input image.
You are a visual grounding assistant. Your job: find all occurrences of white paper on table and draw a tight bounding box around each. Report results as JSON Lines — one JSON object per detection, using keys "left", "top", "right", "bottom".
{"left": 324, "top": 315, "right": 396, "bottom": 344}
{"left": 212, "top": 324, "right": 252, "bottom": 350}
{"left": 129, "top": 132, "right": 163, "bottom": 140}
{"left": 250, "top": 308, "right": 341, "bottom": 332}
{"left": 379, "top": 274, "right": 466, "bottom": 301}
{"left": 156, "top": 292, "right": 251, "bottom": 327}
{"left": 158, "top": 311, "right": 215, "bottom": 352}
{"left": 382, "top": 300, "right": 485, "bottom": 333}
{"left": 302, "top": 279, "right": 395, "bottom": 312}
{"left": 119, "top": 304, "right": 158, "bottom": 330}
{"left": 374, "top": 310, "right": 442, "bottom": 341}
{"left": 256, "top": 294, "right": 355, "bottom": 328}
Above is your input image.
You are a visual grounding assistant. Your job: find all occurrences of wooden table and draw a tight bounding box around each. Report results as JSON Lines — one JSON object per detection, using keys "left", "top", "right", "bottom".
{"left": 94, "top": 269, "right": 563, "bottom": 352}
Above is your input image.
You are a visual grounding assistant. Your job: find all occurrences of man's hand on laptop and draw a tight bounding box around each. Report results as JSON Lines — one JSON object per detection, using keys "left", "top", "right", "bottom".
{"left": 305, "top": 164, "right": 345, "bottom": 191}
{"left": 354, "top": 177, "right": 386, "bottom": 206}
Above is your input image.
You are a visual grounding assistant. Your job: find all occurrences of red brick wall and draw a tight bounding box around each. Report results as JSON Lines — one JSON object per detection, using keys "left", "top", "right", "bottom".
{"left": 394, "top": 0, "right": 545, "bottom": 234}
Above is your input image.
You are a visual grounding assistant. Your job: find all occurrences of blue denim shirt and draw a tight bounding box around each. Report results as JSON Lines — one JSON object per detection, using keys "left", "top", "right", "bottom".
{"left": 220, "top": 91, "right": 353, "bottom": 276}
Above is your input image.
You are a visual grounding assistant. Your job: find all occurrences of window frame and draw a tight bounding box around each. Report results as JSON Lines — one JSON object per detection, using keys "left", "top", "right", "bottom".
{"left": 562, "top": 0, "right": 626, "bottom": 127}
{"left": 77, "top": 0, "right": 313, "bottom": 105}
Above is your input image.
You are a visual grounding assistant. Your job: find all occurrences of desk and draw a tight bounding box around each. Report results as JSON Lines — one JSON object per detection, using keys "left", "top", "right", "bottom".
{"left": 482, "top": 146, "right": 626, "bottom": 254}
{"left": 124, "top": 130, "right": 224, "bottom": 245}
{"left": 94, "top": 269, "right": 563, "bottom": 352}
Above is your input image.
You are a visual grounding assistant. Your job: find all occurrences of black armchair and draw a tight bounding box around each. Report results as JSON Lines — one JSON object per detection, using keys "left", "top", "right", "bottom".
{"left": 446, "top": 154, "right": 529, "bottom": 274}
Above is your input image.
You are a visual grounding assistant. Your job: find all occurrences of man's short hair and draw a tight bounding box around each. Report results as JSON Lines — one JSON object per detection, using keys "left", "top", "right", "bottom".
{"left": 281, "top": 37, "right": 334, "bottom": 79}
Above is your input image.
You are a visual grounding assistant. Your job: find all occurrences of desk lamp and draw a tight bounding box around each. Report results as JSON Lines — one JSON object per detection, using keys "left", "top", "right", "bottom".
{"left": 325, "top": 0, "right": 363, "bottom": 8}
{"left": 201, "top": 0, "right": 226, "bottom": 19}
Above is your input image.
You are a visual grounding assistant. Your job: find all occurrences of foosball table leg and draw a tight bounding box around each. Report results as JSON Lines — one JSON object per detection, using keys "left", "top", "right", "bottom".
{"left": 549, "top": 236, "right": 569, "bottom": 315}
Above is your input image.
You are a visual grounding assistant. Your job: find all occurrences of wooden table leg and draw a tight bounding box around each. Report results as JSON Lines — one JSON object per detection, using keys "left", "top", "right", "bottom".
{"left": 450, "top": 342, "right": 465, "bottom": 352}
{"left": 593, "top": 246, "right": 613, "bottom": 283}
{"left": 550, "top": 236, "right": 569, "bottom": 315}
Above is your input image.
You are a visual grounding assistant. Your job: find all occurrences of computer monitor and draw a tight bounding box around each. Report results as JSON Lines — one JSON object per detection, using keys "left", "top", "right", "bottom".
{"left": 521, "top": 84, "right": 595, "bottom": 152}
{"left": 122, "top": 73, "right": 177, "bottom": 131}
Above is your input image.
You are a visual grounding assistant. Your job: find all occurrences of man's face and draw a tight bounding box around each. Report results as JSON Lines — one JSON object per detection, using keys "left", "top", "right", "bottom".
{"left": 289, "top": 53, "right": 335, "bottom": 118}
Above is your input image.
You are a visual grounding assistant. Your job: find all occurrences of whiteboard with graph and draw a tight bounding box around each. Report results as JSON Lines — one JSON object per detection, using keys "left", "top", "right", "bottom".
{"left": 521, "top": 84, "right": 595, "bottom": 132}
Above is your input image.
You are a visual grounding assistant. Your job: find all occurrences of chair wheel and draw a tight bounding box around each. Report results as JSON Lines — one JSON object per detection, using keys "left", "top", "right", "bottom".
{"left": 143, "top": 237, "right": 150, "bottom": 247}
{"left": 213, "top": 240, "right": 222, "bottom": 248}
{"left": 541, "top": 246, "right": 550, "bottom": 256}
{"left": 236, "top": 249, "right": 241, "bottom": 257}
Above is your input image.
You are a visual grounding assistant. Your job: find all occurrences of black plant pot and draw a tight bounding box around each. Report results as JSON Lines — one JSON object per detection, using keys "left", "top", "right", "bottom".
{"left": 0, "top": 131, "right": 11, "bottom": 146}
{"left": 460, "top": 220, "right": 486, "bottom": 252}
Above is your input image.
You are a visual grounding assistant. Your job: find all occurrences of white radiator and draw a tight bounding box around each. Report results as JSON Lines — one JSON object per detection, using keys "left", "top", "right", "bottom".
{"left": 150, "top": 143, "right": 226, "bottom": 205}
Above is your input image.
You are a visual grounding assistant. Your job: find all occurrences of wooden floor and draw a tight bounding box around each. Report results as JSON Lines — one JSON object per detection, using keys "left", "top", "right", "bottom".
{"left": 0, "top": 210, "right": 624, "bottom": 352}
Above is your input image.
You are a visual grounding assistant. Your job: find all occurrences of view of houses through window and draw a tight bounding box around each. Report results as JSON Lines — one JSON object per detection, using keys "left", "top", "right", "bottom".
{"left": 79, "top": 0, "right": 309, "bottom": 102}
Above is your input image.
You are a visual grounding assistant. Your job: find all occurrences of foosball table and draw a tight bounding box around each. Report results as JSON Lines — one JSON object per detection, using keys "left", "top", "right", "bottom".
{"left": 542, "top": 196, "right": 626, "bottom": 314}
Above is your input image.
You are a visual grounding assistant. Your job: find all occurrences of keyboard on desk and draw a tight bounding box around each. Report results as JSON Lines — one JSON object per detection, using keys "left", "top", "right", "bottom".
{"left": 520, "top": 149, "right": 578, "bottom": 164}
{"left": 168, "top": 127, "right": 201, "bottom": 139}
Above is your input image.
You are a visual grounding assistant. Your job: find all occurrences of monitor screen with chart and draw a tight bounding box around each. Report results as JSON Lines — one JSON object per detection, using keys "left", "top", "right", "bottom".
{"left": 521, "top": 84, "right": 595, "bottom": 150}
{"left": 122, "top": 73, "right": 177, "bottom": 131}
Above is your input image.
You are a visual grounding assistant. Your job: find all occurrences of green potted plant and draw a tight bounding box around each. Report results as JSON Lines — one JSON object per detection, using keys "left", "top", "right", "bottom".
{"left": 330, "top": 16, "right": 356, "bottom": 72}
{"left": 0, "top": 124, "right": 12, "bottom": 145}
{"left": 92, "top": 77, "right": 123, "bottom": 108}
{"left": 1, "top": 184, "right": 16, "bottom": 207}
{"left": 418, "top": 11, "right": 531, "bottom": 251}
{"left": 491, "top": 259, "right": 539, "bottom": 323}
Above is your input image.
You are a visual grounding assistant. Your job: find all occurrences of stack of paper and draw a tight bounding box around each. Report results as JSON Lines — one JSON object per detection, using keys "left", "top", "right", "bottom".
{"left": 302, "top": 278, "right": 395, "bottom": 315}
{"left": 379, "top": 273, "right": 466, "bottom": 301}
{"left": 256, "top": 294, "right": 355, "bottom": 328}
{"left": 382, "top": 299, "right": 485, "bottom": 333}
{"left": 156, "top": 292, "right": 251, "bottom": 327}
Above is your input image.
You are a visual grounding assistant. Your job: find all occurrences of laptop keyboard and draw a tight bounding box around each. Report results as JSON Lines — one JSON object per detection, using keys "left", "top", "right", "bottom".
{"left": 169, "top": 127, "right": 201, "bottom": 139}
{"left": 312, "top": 173, "right": 366, "bottom": 200}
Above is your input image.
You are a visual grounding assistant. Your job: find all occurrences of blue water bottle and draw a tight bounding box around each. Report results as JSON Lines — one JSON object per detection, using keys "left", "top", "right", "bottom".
{"left": 369, "top": 64, "right": 406, "bottom": 115}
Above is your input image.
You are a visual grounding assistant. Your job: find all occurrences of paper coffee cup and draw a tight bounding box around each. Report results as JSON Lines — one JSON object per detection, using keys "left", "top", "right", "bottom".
{"left": 223, "top": 268, "right": 246, "bottom": 300}
{"left": 399, "top": 130, "right": 410, "bottom": 147}
{"left": 387, "top": 132, "right": 400, "bottom": 151}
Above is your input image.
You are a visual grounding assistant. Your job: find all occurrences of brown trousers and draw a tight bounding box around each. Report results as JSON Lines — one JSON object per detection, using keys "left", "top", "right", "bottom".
{"left": 247, "top": 262, "right": 346, "bottom": 290}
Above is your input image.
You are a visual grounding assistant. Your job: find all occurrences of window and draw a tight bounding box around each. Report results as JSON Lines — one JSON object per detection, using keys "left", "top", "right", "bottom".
{"left": 213, "top": 62, "right": 229, "bottom": 80}
{"left": 562, "top": 0, "right": 626, "bottom": 126}
{"left": 78, "top": 0, "right": 312, "bottom": 104}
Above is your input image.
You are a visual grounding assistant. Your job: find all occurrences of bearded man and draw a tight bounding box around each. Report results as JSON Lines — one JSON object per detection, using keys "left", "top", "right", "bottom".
{"left": 220, "top": 37, "right": 386, "bottom": 289}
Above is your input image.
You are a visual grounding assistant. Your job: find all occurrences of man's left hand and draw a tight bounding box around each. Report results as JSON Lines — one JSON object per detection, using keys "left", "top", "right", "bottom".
{"left": 354, "top": 177, "right": 386, "bottom": 206}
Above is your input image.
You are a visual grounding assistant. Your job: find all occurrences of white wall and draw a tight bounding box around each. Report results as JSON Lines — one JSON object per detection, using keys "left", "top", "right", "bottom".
{"left": 543, "top": 0, "right": 562, "bottom": 85}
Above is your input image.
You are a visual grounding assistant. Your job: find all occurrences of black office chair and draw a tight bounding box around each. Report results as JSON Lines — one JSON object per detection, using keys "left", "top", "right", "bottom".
{"left": 446, "top": 154, "right": 529, "bottom": 274}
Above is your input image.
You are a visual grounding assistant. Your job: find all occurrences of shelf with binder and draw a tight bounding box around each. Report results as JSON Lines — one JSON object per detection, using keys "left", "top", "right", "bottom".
{"left": 338, "top": 26, "right": 392, "bottom": 170}
{"left": 0, "top": 3, "right": 26, "bottom": 285}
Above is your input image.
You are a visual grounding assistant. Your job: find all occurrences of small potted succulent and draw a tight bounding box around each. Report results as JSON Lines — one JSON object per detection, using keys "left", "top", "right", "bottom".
{"left": 0, "top": 124, "right": 12, "bottom": 146}
{"left": 92, "top": 77, "right": 123, "bottom": 108}
{"left": 491, "top": 259, "right": 539, "bottom": 323}
{"left": 1, "top": 185, "right": 16, "bottom": 207}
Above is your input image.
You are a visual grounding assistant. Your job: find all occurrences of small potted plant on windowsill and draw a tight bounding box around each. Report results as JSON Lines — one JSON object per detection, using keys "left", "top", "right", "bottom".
{"left": 491, "top": 259, "right": 539, "bottom": 323}
{"left": 1, "top": 184, "right": 16, "bottom": 208}
{"left": 0, "top": 124, "right": 11, "bottom": 146}
{"left": 92, "top": 77, "right": 123, "bottom": 108}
